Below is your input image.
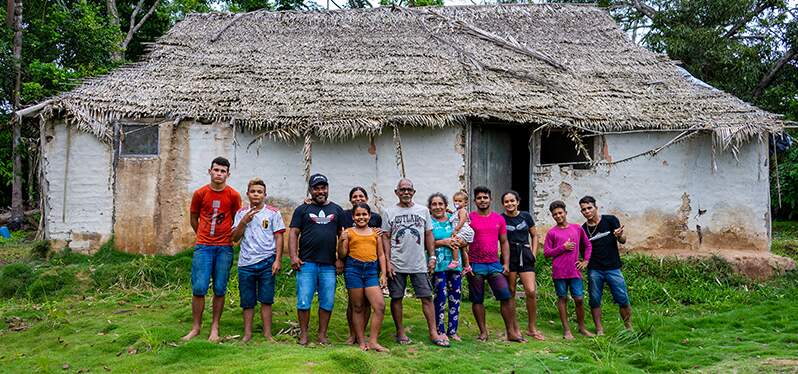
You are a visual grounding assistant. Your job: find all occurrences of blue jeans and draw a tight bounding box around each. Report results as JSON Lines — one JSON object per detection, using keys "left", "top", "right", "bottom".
{"left": 238, "top": 256, "right": 276, "bottom": 308}
{"left": 588, "top": 268, "right": 630, "bottom": 308}
{"left": 433, "top": 271, "right": 462, "bottom": 336}
{"left": 191, "top": 244, "right": 233, "bottom": 297}
{"left": 554, "top": 278, "right": 584, "bottom": 298}
{"left": 344, "top": 257, "right": 379, "bottom": 289}
{"left": 296, "top": 261, "right": 336, "bottom": 312}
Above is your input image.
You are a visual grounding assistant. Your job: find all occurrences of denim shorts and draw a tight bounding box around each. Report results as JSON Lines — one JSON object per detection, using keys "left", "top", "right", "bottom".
{"left": 344, "top": 257, "right": 379, "bottom": 289}
{"left": 296, "top": 261, "right": 336, "bottom": 312}
{"left": 191, "top": 244, "right": 233, "bottom": 297}
{"left": 468, "top": 262, "right": 511, "bottom": 304}
{"left": 238, "top": 256, "right": 276, "bottom": 308}
{"left": 554, "top": 277, "right": 585, "bottom": 298}
{"left": 471, "top": 261, "right": 505, "bottom": 276}
{"left": 588, "top": 268, "right": 630, "bottom": 308}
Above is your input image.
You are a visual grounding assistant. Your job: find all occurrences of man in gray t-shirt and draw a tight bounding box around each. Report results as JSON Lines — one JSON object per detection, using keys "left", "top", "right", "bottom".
{"left": 381, "top": 178, "right": 448, "bottom": 347}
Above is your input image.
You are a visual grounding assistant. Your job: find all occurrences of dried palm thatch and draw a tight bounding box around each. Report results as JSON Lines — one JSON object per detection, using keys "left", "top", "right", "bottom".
{"left": 46, "top": 3, "right": 781, "bottom": 149}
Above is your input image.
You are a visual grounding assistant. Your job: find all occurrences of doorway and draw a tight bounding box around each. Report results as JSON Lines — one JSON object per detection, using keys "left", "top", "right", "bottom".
{"left": 469, "top": 121, "right": 532, "bottom": 213}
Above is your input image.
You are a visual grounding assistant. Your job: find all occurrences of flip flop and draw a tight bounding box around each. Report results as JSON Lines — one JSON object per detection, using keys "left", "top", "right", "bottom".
{"left": 508, "top": 336, "right": 528, "bottom": 343}
{"left": 430, "top": 338, "right": 450, "bottom": 347}
{"left": 395, "top": 335, "right": 412, "bottom": 345}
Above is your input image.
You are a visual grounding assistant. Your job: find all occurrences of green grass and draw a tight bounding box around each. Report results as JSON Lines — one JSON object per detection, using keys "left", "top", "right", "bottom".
{"left": 0, "top": 228, "right": 797, "bottom": 373}
{"left": 773, "top": 220, "right": 798, "bottom": 262}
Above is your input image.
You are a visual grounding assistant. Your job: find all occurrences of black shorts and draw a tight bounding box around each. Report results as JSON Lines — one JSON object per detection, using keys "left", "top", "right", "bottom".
{"left": 509, "top": 242, "right": 536, "bottom": 273}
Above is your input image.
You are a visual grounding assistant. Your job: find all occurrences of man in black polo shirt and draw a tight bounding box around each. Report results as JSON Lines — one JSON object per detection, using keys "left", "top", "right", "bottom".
{"left": 579, "top": 196, "right": 632, "bottom": 335}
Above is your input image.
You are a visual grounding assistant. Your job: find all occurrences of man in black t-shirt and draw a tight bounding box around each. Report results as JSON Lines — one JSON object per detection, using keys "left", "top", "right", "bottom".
{"left": 579, "top": 196, "right": 632, "bottom": 335}
{"left": 289, "top": 173, "right": 345, "bottom": 345}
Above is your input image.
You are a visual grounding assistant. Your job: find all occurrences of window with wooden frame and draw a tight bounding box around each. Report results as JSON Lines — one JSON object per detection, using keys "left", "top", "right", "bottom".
{"left": 119, "top": 124, "right": 159, "bottom": 157}
{"left": 536, "top": 129, "right": 597, "bottom": 169}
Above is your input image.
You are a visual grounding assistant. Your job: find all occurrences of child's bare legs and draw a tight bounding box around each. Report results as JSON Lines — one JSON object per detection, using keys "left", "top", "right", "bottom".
{"left": 364, "top": 286, "right": 388, "bottom": 352}
{"left": 242, "top": 308, "right": 255, "bottom": 342}
{"left": 346, "top": 298, "right": 372, "bottom": 344}
{"left": 519, "top": 272, "right": 544, "bottom": 340}
{"left": 349, "top": 288, "right": 369, "bottom": 350}
{"left": 574, "top": 297, "right": 594, "bottom": 337}
{"left": 261, "top": 303, "right": 274, "bottom": 341}
{"left": 557, "top": 296, "right": 574, "bottom": 339}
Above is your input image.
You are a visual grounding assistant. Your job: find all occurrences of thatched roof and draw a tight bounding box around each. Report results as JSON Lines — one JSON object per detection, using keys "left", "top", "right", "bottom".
{"left": 49, "top": 3, "right": 782, "bottom": 147}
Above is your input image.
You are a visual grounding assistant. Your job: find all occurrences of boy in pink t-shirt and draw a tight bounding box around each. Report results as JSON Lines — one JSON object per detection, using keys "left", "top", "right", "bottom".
{"left": 543, "top": 200, "right": 593, "bottom": 340}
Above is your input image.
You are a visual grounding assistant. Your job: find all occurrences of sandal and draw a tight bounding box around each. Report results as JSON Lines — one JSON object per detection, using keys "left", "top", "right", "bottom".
{"left": 430, "top": 338, "right": 450, "bottom": 347}
{"left": 447, "top": 260, "right": 460, "bottom": 270}
{"left": 395, "top": 335, "right": 412, "bottom": 345}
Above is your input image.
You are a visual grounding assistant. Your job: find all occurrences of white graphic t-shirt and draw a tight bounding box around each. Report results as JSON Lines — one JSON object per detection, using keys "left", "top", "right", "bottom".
{"left": 233, "top": 205, "right": 286, "bottom": 267}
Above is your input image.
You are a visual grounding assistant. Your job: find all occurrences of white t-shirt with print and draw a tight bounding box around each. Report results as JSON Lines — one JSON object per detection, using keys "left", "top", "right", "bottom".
{"left": 233, "top": 205, "right": 286, "bottom": 267}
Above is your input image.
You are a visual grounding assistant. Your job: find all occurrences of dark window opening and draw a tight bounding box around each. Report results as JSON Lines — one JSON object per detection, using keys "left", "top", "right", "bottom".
{"left": 120, "top": 124, "right": 159, "bottom": 156}
{"left": 539, "top": 130, "right": 594, "bottom": 169}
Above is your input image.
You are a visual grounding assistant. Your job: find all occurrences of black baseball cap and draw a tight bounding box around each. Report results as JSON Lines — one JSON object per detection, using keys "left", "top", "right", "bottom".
{"left": 309, "top": 173, "right": 329, "bottom": 188}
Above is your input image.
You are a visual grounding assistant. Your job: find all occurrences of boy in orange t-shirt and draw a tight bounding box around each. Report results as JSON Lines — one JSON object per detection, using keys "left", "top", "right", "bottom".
{"left": 182, "top": 156, "right": 241, "bottom": 342}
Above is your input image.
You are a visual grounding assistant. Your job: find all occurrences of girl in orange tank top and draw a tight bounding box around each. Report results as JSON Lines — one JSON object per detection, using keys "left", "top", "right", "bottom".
{"left": 339, "top": 203, "right": 388, "bottom": 352}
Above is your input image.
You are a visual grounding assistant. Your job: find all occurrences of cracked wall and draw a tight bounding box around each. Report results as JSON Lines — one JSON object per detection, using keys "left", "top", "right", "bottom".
{"left": 43, "top": 121, "right": 114, "bottom": 253}
{"left": 532, "top": 132, "right": 770, "bottom": 252}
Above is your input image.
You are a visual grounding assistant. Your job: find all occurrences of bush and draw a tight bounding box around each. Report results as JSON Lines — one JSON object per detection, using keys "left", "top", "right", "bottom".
{"left": 0, "top": 263, "right": 35, "bottom": 298}
{"left": 27, "top": 268, "right": 78, "bottom": 300}
{"left": 29, "top": 240, "right": 50, "bottom": 260}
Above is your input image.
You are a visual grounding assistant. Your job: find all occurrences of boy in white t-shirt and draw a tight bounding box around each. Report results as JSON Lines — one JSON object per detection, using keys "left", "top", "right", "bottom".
{"left": 232, "top": 178, "right": 286, "bottom": 342}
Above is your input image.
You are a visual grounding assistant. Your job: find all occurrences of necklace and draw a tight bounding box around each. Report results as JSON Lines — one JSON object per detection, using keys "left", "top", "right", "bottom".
{"left": 587, "top": 217, "right": 601, "bottom": 238}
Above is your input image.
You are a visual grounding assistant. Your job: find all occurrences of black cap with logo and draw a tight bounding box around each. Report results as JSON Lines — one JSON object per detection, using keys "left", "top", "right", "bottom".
{"left": 308, "top": 173, "right": 329, "bottom": 188}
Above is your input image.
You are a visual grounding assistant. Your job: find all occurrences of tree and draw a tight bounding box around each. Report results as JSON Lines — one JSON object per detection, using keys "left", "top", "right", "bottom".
{"left": 8, "top": 0, "right": 22, "bottom": 229}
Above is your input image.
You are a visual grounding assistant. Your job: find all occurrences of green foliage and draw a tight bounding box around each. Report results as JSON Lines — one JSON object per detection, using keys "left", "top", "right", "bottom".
{"left": 0, "top": 262, "right": 34, "bottom": 297}
{"left": 27, "top": 268, "right": 79, "bottom": 300}
{"left": 29, "top": 240, "right": 50, "bottom": 260}
{"left": 773, "top": 132, "right": 798, "bottom": 219}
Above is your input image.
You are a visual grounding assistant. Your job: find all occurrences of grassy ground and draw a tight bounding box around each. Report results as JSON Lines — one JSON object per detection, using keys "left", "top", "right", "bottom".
{"left": 0, "top": 224, "right": 797, "bottom": 374}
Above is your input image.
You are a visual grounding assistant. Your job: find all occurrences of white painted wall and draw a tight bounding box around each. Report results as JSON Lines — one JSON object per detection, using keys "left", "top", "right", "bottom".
{"left": 187, "top": 123, "right": 464, "bottom": 213}
{"left": 43, "top": 122, "right": 114, "bottom": 251}
{"left": 532, "top": 132, "right": 770, "bottom": 251}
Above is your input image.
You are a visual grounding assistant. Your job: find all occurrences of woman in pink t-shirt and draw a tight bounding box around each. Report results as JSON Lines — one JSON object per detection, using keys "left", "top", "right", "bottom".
{"left": 543, "top": 200, "right": 593, "bottom": 340}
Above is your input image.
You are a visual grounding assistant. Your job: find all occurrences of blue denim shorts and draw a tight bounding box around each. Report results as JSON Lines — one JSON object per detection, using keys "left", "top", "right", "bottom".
{"left": 296, "top": 261, "right": 336, "bottom": 312}
{"left": 191, "top": 244, "right": 233, "bottom": 297}
{"left": 344, "top": 257, "right": 379, "bottom": 289}
{"left": 554, "top": 277, "right": 585, "bottom": 298}
{"left": 238, "top": 256, "right": 276, "bottom": 308}
{"left": 588, "top": 268, "right": 630, "bottom": 308}
{"left": 471, "top": 261, "right": 504, "bottom": 276}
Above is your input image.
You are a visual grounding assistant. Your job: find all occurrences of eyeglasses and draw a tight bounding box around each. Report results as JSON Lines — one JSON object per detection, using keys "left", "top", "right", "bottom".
{"left": 397, "top": 188, "right": 415, "bottom": 193}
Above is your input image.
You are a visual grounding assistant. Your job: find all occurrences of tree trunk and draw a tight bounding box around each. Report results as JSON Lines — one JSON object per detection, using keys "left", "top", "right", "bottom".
{"left": 9, "top": 0, "right": 23, "bottom": 230}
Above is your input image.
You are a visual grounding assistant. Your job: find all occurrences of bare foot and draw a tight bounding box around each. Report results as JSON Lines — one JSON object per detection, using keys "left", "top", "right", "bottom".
{"left": 476, "top": 334, "right": 488, "bottom": 342}
{"left": 368, "top": 342, "right": 390, "bottom": 352}
{"left": 298, "top": 334, "right": 309, "bottom": 346}
{"left": 449, "top": 334, "right": 462, "bottom": 342}
{"left": 359, "top": 342, "right": 369, "bottom": 351}
{"left": 318, "top": 336, "right": 330, "bottom": 345}
{"left": 579, "top": 329, "right": 595, "bottom": 338}
{"left": 345, "top": 336, "right": 357, "bottom": 345}
{"left": 208, "top": 330, "right": 221, "bottom": 343}
{"left": 263, "top": 333, "right": 275, "bottom": 342}
{"left": 242, "top": 334, "right": 252, "bottom": 343}
{"left": 526, "top": 330, "right": 546, "bottom": 341}
{"left": 596, "top": 329, "right": 605, "bottom": 336}
{"left": 563, "top": 331, "right": 575, "bottom": 340}
{"left": 181, "top": 329, "right": 200, "bottom": 341}
{"left": 624, "top": 323, "right": 633, "bottom": 331}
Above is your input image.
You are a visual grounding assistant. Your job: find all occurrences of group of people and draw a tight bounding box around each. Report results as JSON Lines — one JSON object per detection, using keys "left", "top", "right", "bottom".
{"left": 181, "top": 156, "right": 633, "bottom": 350}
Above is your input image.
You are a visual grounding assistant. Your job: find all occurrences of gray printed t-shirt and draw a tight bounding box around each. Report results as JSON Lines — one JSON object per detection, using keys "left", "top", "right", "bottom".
{"left": 381, "top": 203, "right": 433, "bottom": 274}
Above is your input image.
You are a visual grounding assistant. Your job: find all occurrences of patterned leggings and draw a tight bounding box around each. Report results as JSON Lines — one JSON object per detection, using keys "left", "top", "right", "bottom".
{"left": 433, "top": 271, "right": 462, "bottom": 336}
